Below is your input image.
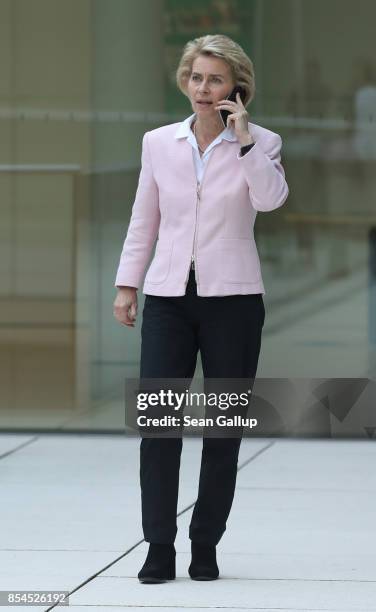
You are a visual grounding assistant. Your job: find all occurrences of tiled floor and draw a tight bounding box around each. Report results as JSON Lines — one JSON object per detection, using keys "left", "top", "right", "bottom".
{"left": 0, "top": 434, "right": 375, "bottom": 611}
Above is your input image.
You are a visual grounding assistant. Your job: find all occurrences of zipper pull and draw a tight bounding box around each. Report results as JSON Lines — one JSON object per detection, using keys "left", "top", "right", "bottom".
{"left": 197, "top": 182, "right": 201, "bottom": 199}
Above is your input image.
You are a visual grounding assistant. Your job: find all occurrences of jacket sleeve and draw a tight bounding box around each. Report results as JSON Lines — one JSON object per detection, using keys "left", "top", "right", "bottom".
{"left": 114, "top": 131, "right": 160, "bottom": 288}
{"left": 237, "top": 132, "right": 289, "bottom": 212}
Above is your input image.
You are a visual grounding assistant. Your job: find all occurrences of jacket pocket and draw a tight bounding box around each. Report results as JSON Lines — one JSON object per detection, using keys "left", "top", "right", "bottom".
{"left": 144, "top": 242, "right": 173, "bottom": 284}
{"left": 220, "top": 238, "right": 261, "bottom": 284}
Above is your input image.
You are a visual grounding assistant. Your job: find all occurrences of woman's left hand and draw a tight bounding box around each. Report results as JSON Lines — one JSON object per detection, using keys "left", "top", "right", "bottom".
{"left": 215, "top": 92, "right": 253, "bottom": 146}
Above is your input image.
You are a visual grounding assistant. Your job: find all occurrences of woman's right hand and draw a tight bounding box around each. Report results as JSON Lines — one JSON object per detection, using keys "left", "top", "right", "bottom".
{"left": 113, "top": 287, "right": 138, "bottom": 327}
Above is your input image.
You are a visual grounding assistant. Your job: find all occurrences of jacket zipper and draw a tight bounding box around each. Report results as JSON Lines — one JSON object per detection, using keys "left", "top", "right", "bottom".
{"left": 184, "top": 185, "right": 198, "bottom": 288}
{"left": 183, "top": 181, "right": 201, "bottom": 290}
{"left": 192, "top": 182, "right": 201, "bottom": 285}
{"left": 184, "top": 152, "right": 213, "bottom": 291}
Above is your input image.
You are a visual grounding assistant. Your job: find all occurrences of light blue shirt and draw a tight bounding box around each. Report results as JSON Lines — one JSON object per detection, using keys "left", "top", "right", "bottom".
{"left": 174, "top": 112, "right": 238, "bottom": 183}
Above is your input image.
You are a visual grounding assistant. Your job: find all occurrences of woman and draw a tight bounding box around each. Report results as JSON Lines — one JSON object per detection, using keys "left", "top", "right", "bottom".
{"left": 113, "top": 34, "right": 288, "bottom": 584}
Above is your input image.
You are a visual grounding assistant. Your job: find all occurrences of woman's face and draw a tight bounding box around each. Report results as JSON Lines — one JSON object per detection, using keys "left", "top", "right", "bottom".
{"left": 187, "top": 55, "right": 235, "bottom": 120}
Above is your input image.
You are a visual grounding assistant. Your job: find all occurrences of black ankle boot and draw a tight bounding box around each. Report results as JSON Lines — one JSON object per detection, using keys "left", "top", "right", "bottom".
{"left": 188, "top": 542, "right": 219, "bottom": 580}
{"left": 138, "top": 543, "right": 176, "bottom": 583}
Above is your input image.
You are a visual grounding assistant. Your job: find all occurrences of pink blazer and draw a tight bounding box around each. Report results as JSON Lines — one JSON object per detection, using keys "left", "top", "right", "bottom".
{"left": 114, "top": 121, "right": 289, "bottom": 296}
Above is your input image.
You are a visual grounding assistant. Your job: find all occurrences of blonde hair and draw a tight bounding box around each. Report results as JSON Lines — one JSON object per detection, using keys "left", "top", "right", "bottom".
{"left": 176, "top": 34, "right": 255, "bottom": 107}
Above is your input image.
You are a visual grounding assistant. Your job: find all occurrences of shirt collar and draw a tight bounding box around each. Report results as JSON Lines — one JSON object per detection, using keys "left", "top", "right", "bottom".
{"left": 174, "top": 112, "right": 237, "bottom": 142}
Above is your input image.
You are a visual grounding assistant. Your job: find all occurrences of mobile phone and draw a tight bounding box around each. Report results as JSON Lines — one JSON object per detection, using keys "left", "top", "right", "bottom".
{"left": 219, "top": 85, "right": 247, "bottom": 127}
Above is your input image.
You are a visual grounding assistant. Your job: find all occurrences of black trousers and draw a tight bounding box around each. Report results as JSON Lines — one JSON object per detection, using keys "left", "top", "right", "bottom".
{"left": 139, "top": 268, "right": 265, "bottom": 545}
